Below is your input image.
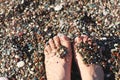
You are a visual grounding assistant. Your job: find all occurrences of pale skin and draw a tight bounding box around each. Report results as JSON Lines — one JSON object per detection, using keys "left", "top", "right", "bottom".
{"left": 44, "top": 34, "right": 104, "bottom": 80}
{"left": 74, "top": 35, "right": 104, "bottom": 80}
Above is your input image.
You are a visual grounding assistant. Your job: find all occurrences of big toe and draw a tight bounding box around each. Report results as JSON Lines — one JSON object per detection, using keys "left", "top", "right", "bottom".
{"left": 58, "top": 34, "right": 71, "bottom": 48}
{"left": 57, "top": 34, "right": 72, "bottom": 60}
{"left": 44, "top": 35, "right": 72, "bottom": 80}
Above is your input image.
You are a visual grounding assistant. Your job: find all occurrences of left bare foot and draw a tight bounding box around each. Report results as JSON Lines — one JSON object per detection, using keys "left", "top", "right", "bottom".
{"left": 44, "top": 35, "right": 72, "bottom": 80}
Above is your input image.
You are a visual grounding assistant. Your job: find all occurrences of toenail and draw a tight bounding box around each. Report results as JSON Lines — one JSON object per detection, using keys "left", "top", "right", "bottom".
{"left": 49, "top": 39, "right": 53, "bottom": 42}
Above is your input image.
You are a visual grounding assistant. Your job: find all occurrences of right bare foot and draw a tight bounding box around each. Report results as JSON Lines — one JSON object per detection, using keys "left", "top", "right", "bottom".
{"left": 44, "top": 35, "right": 72, "bottom": 80}
{"left": 74, "top": 35, "right": 104, "bottom": 80}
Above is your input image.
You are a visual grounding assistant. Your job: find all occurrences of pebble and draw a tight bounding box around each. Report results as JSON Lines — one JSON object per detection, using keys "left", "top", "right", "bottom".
{"left": 103, "top": 8, "right": 109, "bottom": 16}
{"left": 100, "top": 37, "right": 107, "bottom": 40}
{"left": 0, "top": 8, "right": 5, "bottom": 15}
{"left": 0, "top": 77, "right": 8, "bottom": 80}
{"left": 15, "top": 55, "right": 20, "bottom": 59}
{"left": 111, "top": 48, "right": 118, "bottom": 53}
{"left": 54, "top": 4, "right": 63, "bottom": 11}
{"left": 114, "top": 43, "right": 118, "bottom": 47}
{"left": 17, "top": 61, "right": 25, "bottom": 68}
{"left": 29, "top": 70, "right": 34, "bottom": 74}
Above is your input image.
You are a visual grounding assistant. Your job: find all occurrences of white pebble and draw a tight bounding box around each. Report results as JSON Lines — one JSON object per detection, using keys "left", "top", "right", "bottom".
{"left": 0, "top": 77, "right": 8, "bottom": 80}
{"left": 15, "top": 55, "right": 20, "bottom": 58}
{"left": 21, "top": 0, "right": 24, "bottom": 4}
{"left": 29, "top": 71, "right": 34, "bottom": 74}
{"left": 0, "top": 9, "right": 5, "bottom": 14}
{"left": 54, "top": 4, "right": 63, "bottom": 11}
{"left": 111, "top": 49, "right": 117, "bottom": 53}
{"left": 17, "top": 61, "right": 25, "bottom": 68}
{"left": 103, "top": 9, "right": 109, "bottom": 16}
{"left": 100, "top": 37, "right": 107, "bottom": 40}
{"left": 114, "top": 43, "right": 118, "bottom": 47}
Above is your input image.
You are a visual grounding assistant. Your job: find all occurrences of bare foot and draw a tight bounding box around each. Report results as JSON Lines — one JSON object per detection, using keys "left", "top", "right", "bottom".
{"left": 44, "top": 35, "right": 72, "bottom": 80}
{"left": 74, "top": 35, "right": 104, "bottom": 80}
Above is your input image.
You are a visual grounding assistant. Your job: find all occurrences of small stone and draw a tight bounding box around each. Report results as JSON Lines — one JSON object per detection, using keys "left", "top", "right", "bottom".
{"left": 29, "top": 71, "right": 34, "bottom": 74}
{"left": 6, "top": 50, "right": 10, "bottom": 55}
{"left": 0, "top": 77, "right": 8, "bottom": 80}
{"left": 88, "top": 4, "right": 97, "bottom": 8}
{"left": 114, "top": 44, "right": 118, "bottom": 47}
{"left": 103, "top": 8, "right": 109, "bottom": 16}
{"left": 0, "top": 8, "right": 5, "bottom": 15}
{"left": 15, "top": 55, "right": 20, "bottom": 59}
{"left": 100, "top": 37, "right": 107, "bottom": 40}
{"left": 54, "top": 4, "right": 63, "bottom": 11}
{"left": 111, "top": 49, "right": 118, "bottom": 53}
{"left": 33, "top": 77, "right": 38, "bottom": 80}
{"left": 17, "top": 61, "right": 25, "bottom": 68}
{"left": 106, "top": 74, "right": 111, "bottom": 78}
{"left": 21, "top": 0, "right": 24, "bottom": 4}
{"left": 28, "top": 62, "right": 32, "bottom": 66}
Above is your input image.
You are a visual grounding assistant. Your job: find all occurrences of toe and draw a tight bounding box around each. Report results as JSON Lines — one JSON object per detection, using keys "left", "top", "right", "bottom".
{"left": 74, "top": 36, "right": 82, "bottom": 44}
{"left": 49, "top": 39, "right": 57, "bottom": 50}
{"left": 88, "top": 38, "right": 92, "bottom": 45}
{"left": 53, "top": 36, "right": 60, "bottom": 49}
{"left": 58, "top": 34, "right": 72, "bottom": 61}
{"left": 81, "top": 35, "right": 88, "bottom": 43}
{"left": 59, "top": 35, "right": 71, "bottom": 49}
{"left": 44, "top": 44, "right": 52, "bottom": 54}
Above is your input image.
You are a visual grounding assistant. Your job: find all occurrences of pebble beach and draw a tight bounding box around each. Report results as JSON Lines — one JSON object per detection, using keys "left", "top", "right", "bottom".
{"left": 0, "top": 0, "right": 120, "bottom": 80}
